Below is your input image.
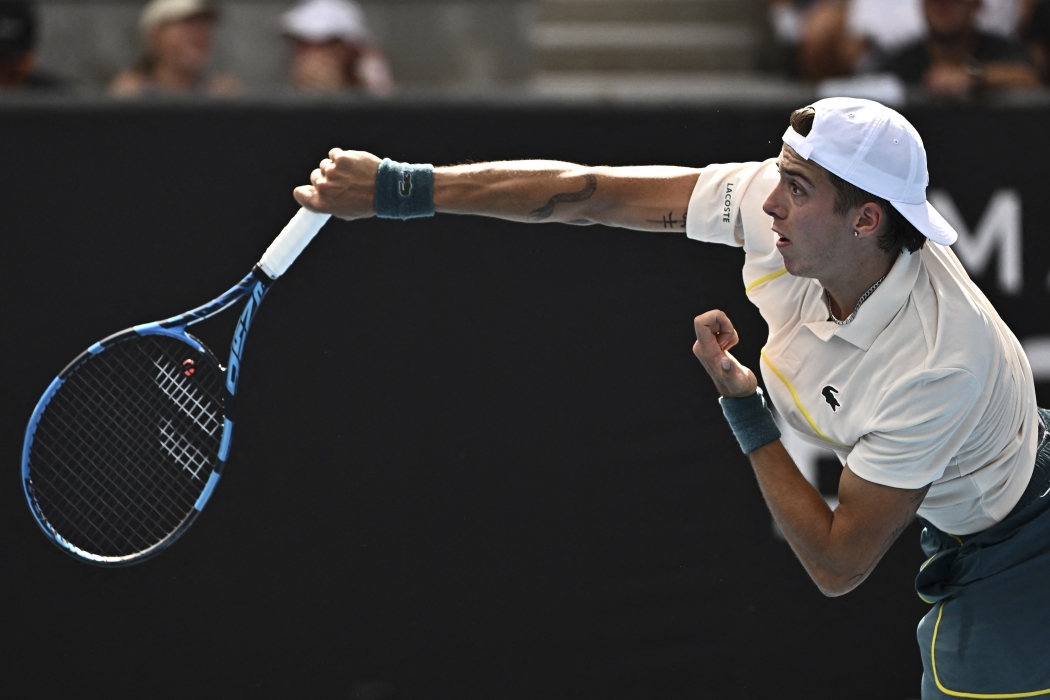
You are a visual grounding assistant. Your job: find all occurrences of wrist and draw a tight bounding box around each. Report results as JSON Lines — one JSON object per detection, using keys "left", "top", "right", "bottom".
{"left": 375, "top": 159, "right": 435, "bottom": 219}
{"left": 719, "top": 387, "right": 781, "bottom": 454}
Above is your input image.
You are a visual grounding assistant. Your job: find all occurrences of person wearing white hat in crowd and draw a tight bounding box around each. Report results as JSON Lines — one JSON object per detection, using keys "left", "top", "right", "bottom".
{"left": 291, "top": 98, "right": 1050, "bottom": 696}
{"left": 281, "top": 0, "right": 392, "bottom": 95}
{"left": 110, "top": 0, "right": 239, "bottom": 96}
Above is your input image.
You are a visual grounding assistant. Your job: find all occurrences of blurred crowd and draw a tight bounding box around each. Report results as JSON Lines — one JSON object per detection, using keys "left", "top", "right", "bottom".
{"left": 0, "top": 0, "right": 393, "bottom": 96}
{"left": 769, "top": 0, "right": 1050, "bottom": 96}
{"left": 1, "top": 0, "right": 1048, "bottom": 100}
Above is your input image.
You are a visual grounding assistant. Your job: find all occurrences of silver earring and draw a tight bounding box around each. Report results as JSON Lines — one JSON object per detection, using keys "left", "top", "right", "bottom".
{"left": 854, "top": 231, "right": 859, "bottom": 237}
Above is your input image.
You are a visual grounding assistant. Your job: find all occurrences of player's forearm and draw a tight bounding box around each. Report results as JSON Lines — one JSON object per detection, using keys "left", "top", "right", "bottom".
{"left": 747, "top": 441, "right": 867, "bottom": 596}
{"left": 433, "top": 161, "right": 701, "bottom": 232}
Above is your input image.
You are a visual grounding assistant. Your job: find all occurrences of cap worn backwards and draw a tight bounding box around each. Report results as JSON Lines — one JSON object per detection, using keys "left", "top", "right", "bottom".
{"left": 781, "top": 97, "right": 957, "bottom": 246}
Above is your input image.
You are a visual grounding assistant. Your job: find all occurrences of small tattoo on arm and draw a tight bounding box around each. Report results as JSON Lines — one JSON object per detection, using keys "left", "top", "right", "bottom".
{"left": 529, "top": 174, "right": 598, "bottom": 221}
{"left": 646, "top": 212, "right": 688, "bottom": 229}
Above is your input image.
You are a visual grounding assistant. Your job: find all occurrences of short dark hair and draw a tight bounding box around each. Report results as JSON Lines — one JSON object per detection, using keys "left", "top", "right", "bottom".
{"left": 788, "top": 107, "right": 926, "bottom": 254}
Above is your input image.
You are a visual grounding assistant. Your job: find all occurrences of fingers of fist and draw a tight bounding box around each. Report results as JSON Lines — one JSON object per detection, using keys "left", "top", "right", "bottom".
{"left": 691, "top": 309, "right": 757, "bottom": 398}
{"left": 693, "top": 309, "right": 738, "bottom": 354}
{"left": 296, "top": 149, "right": 383, "bottom": 219}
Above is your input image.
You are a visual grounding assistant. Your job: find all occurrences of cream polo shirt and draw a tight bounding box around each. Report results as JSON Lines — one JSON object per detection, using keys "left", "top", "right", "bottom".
{"left": 686, "top": 158, "right": 1038, "bottom": 535}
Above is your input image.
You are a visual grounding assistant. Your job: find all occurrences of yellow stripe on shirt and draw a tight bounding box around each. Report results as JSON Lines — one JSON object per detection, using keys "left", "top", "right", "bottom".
{"left": 745, "top": 268, "right": 788, "bottom": 296}
{"left": 761, "top": 350, "right": 848, "bottom": 448}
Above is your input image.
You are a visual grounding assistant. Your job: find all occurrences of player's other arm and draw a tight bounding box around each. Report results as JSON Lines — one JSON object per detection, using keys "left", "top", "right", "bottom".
{"left": 748, "top": 443, "right": 930, "bottom": 596}
{"left": 292, "top": 149, "right": 702, "bottom": 233}
{"left": 692, "top": 310, "right": 930, "bottom": 597}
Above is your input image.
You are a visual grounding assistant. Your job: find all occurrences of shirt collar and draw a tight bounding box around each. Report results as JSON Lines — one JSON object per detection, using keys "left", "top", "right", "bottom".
{"left": 802, "top": 248, "right": 922, "bottom": 350}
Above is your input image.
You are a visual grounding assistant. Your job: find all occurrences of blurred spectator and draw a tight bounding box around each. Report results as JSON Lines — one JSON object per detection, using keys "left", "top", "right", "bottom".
{"left": 0, "top": 1, "right": 64, "bottom": 89}
{"left": 773, "top": 0, "right": 1027, "bottom": 82}
{"left": 282, "top": 0, "right": 393, "bottom": 96}
{"left": 1021, "top": 0, "right": 1050, "bottom": 79}
{"left": 768, "top": 0, "right": 926, "bottom": 80}
{"left": 110, "top": 0, "right": 239, "bottom": 97}
{"left": 878, "top": 0, "right": 1040, "bottom": 96}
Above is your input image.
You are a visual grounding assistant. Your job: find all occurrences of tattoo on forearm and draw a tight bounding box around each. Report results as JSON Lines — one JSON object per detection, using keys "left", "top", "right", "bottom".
{"left": 529, "top": 175, "right": 598, "bottom": 221}
{"left": 646, "top": 212, "right": 688, "bottom": 229}
{"left": 847, "top": 485, "right": 931, "bottom": 584}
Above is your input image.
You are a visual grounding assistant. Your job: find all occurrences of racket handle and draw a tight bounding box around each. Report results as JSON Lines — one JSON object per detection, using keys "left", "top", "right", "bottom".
{"left": 257, "top": 208, "right": 332, "bottom": 279}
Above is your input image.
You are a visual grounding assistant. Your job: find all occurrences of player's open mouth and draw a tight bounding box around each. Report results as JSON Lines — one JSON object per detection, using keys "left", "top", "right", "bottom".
{"left": 776, "top": 235, "right": 790, "bottom": 248}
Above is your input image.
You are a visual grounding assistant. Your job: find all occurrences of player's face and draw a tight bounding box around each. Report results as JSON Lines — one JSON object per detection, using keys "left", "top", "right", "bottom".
{"left": 762, "top": 146, "right": 856, "bottom": 281}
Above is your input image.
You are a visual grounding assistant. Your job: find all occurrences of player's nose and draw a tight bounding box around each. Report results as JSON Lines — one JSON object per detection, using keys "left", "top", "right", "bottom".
{"left": 762, "top": 184, "right": 786, "bottom": 220}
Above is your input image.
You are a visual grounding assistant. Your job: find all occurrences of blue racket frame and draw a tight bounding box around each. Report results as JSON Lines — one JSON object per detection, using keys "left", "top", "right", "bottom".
{"left": 22, "top": 266, "right": 273, "bottom": 565}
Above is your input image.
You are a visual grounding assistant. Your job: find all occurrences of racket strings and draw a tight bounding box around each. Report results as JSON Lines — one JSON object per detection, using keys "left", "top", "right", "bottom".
{"left": 60, "top": 340, "right": 219, "bottom": 527}
{"left": 28, "top": 335, "right": 225, "bottom": 559}
{"left": 34, "top": 359, "right": 203, "bottom": 552}
{"left": 36, "top": 400, "right": 192, "bottom": 549}
{"left": 34, "top": 342, "right": 219, "bottom": 554}
{"left": 46, "top": 357, "right": 199, "bottom": 519}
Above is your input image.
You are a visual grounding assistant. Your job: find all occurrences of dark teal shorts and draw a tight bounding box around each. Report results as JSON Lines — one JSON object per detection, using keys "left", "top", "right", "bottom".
{"left": 915, "top": 408, "right": 1050, "bottom": 699}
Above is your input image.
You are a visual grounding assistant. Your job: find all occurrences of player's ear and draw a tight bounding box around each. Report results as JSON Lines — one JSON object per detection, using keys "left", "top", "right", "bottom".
{"left": 853, "top": 202, "right": 883, "bottom": 240}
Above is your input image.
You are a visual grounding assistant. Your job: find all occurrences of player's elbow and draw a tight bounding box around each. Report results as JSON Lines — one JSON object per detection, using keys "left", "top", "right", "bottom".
{"left": 816, "top": 581, "right": 856, "bottom": 597}
{"left": 811, "top": 568, "right": 864, "bottom": 597}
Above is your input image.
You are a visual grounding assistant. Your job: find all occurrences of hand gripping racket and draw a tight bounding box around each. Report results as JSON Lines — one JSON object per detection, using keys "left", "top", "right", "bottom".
{"left": 22, "top": 208, "right": 331, "bottom": 566}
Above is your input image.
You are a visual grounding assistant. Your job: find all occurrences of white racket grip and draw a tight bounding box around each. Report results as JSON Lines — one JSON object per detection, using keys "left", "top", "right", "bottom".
{"left": 257, "top": 208, "right": 332, "bottom": 279}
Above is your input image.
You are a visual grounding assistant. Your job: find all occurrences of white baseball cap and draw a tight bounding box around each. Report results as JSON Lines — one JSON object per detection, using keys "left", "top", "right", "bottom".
{"left": 781, "top": 97, "right": 957, "bottom": 246}
{"left": 281, "top": 0, "right": 370, "bottom": 44}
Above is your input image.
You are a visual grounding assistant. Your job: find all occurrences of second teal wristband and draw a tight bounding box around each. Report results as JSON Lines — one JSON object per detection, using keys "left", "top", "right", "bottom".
{"left": 718, "top": 387, "right": 781, "bottom": 454}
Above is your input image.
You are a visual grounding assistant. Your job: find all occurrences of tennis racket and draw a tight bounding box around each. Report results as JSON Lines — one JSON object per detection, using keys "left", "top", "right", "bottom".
{"left": 22, "top": 207, "right": 331, "bottom": 566}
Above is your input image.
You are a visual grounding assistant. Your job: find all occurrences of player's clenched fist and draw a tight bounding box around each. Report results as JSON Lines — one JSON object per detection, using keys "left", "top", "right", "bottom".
{"left": 294, "top": 148, "right": 383, "bottom": 220}
{"left": 692, "top": 309, "right": 758, "bottom": 399}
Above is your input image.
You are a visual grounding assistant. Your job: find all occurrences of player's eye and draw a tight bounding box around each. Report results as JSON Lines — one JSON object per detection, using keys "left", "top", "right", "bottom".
{"left": 790, "top": 183, "right": 803, "bottom": 196}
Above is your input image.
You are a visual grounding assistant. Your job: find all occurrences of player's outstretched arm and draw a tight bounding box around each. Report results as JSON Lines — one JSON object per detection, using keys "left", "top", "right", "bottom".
{"left": 293, "top": 148, "right": 702, "bottom": 232}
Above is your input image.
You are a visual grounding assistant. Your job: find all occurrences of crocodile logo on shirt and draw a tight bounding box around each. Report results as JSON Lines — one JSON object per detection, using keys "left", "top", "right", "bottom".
{"left": 822, "top": 385, "right": 841, "bottom": 412}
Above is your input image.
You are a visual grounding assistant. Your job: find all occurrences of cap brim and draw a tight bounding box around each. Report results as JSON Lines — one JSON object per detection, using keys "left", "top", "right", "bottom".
{"left": 891, "top": 199, "right": 957, "bottom": 246}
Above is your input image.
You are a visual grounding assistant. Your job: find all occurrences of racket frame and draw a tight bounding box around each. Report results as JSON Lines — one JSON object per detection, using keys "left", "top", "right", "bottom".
{"left": 22, "top": 267, "right": 273, "bottom": 565}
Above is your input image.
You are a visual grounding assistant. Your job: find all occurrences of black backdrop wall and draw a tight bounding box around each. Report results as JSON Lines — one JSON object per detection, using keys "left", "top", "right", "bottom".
{"left": 3, "top": 103, "right": 1049, "bottom": 699}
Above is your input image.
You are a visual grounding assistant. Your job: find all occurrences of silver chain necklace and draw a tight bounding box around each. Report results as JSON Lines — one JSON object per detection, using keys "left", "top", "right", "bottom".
{"left": 826, "top": 275, "right": 886, "bottom": 325}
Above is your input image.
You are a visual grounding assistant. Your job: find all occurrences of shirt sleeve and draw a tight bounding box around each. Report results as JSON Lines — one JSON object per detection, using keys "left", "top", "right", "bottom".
{"left": 685, "top": 160, "right": 775, "bottom": 248}
{"left": 846, "top": 368, "right": 984, "bottom": 490}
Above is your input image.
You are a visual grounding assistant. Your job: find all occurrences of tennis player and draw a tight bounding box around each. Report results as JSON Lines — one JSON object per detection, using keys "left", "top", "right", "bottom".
{"left": 294, "top": 98, "right": 1050, "bottom": 698}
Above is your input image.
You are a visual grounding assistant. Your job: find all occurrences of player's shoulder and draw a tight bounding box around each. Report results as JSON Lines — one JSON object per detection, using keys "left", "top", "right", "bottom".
{"left": 697, "top": 158, "right": 777, "bottom": 184}
{"left": 686, "top": 158, "right": 776, "bottom": 248}
{"left": 907, "top": 243, "right": 1006, "bottom": 372}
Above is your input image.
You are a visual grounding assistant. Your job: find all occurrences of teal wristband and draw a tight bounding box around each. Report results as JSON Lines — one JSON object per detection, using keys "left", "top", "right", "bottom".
{"left": 718, "top": 387, "right": 781, "bottom": 454}
{"left": 375, "top": 158, "right": 435, "bottom": 219}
